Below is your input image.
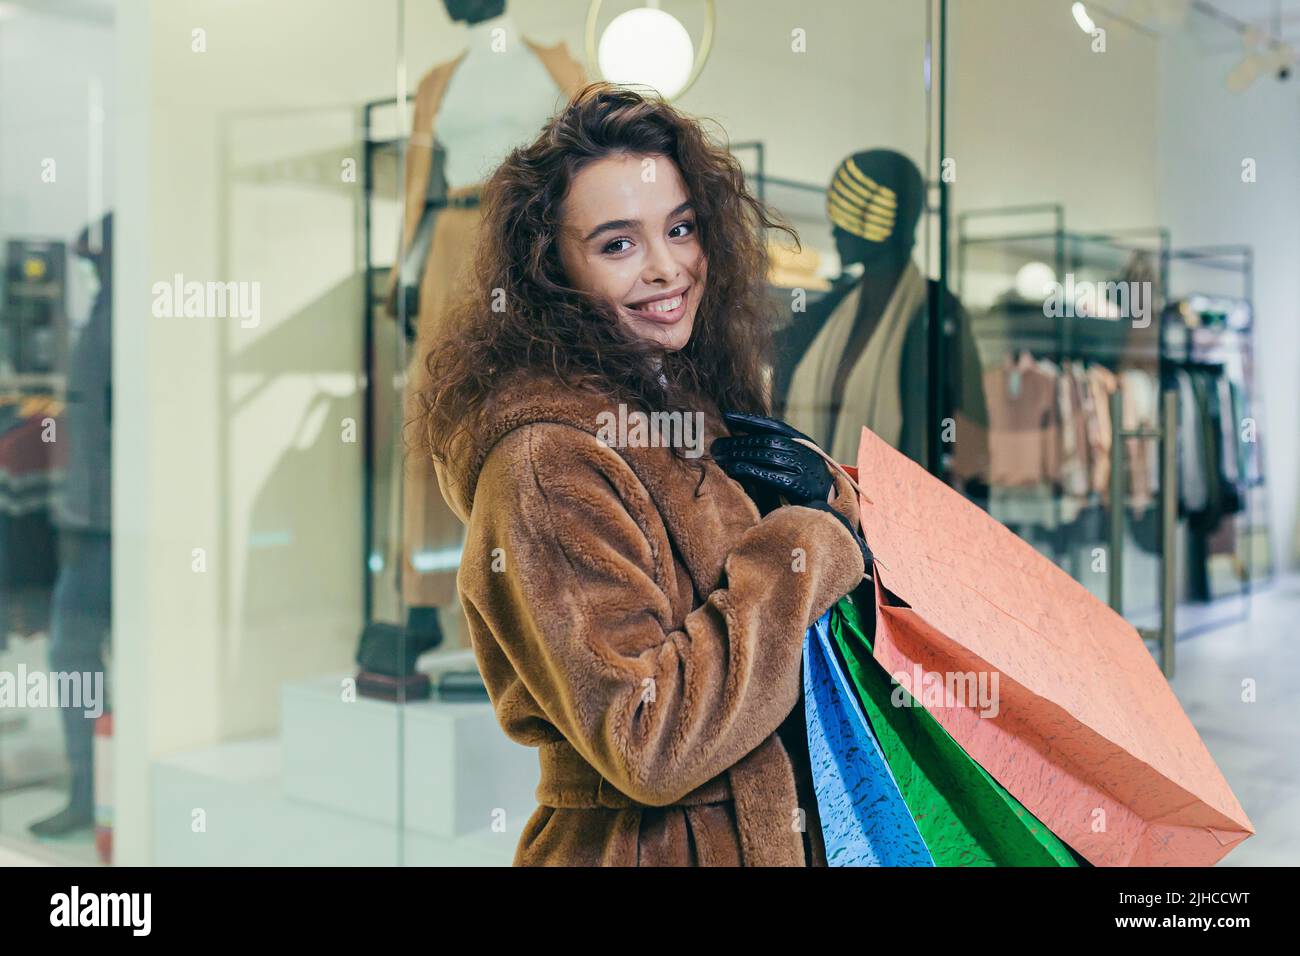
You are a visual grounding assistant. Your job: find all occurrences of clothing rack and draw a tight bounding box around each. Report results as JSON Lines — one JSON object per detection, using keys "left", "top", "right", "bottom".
{"left": 957, "top": 206, "right": 1178, "bottom": 675}
{"left": 1159, "top": 247, "right": 1264, "bottom": 636}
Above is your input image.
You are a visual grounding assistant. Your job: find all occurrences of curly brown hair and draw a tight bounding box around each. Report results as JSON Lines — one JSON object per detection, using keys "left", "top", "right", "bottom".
{"left": 416, "top": 82, "right": 795, "bottom": 468}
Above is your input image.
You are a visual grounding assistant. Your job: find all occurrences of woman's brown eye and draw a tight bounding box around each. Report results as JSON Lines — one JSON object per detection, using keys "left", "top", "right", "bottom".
{"left": 603, "top": 238, "right": 632, "bottom": 254}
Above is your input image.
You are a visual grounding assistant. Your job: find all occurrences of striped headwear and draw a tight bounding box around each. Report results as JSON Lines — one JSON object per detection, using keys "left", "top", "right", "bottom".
{"left": 826, "top": 155, "right": 898, "bottom": 243}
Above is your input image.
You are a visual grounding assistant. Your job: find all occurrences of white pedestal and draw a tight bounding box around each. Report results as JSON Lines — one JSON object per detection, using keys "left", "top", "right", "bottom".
{"left": 279, "top": 668, "right": 538, "bottom": 839}
{"left": 151, "top": 738, "right": 523, "bottom": 866}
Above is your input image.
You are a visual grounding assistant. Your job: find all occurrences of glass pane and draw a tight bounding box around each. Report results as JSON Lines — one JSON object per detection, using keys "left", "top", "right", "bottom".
{"left": 946, "top": 0, "right": 1290, "bottom": 651}
{"left": 5, "top": 0, "right": 940, "bottom": 868}
{"left": 0, "top": 0, "right": 411, "bottom": 866}
{"left": 387, "top": 0, "right": 937, "bottom": 864}
{"left": 945, "top": 0, "right": 1295, "bottom": 866}
{"left": 1, "top": 0, "right": 114, "bottom": 861}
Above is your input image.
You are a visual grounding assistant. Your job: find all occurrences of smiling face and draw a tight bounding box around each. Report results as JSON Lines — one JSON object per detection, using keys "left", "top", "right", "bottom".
{"left": 557, "top": 152, "right": 707, "bottom": 352}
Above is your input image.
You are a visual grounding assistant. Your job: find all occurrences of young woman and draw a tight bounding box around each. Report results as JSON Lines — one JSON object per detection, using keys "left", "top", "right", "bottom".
{"left": 420, "top": 84, "right": 868, "bottom": 866}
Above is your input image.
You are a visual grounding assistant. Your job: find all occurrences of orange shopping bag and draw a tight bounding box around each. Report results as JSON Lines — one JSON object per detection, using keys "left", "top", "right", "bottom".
{"left": 852, "top": 426, "right": 1253, "bottom": 866}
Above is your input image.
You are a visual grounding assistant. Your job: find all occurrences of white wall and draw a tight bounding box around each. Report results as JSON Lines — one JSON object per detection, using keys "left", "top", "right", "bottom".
{"left": 948, "top": 0, "right": 1161, "bottom": 229}
{"left": 0, "top": 10, "right": 115, "bottom": 243}
{"left": 948, "top": 1, "right": 1300, "bottom": 576}
{"left": 1157, "top": 28, "right": 1300, "bottom": 575}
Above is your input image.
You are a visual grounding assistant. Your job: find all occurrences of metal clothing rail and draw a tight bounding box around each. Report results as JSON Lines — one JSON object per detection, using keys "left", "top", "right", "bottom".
{"left": 1108, "top": 388, "right": 1178, "bottom": 677}
{"left": 957, "top": 207, "right": 1178, "bottom": 675}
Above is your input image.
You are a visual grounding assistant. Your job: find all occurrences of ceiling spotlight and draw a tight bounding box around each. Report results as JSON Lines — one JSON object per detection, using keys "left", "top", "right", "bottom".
{"left": 588, "top": 1, "right": 716, "bottom": 101}
{"left": 1071, "top": 2, "right": 1097, "bottom": 33}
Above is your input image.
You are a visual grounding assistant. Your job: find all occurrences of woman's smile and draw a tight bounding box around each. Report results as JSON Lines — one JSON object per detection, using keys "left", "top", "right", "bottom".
{"left": 623, "top": 284, "right": 691, "bottom": 324}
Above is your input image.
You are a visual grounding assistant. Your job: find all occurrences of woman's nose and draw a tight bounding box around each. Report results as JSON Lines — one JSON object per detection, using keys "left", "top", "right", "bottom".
{"left": 641, "top": 239, "right": 681, "bottom": 284}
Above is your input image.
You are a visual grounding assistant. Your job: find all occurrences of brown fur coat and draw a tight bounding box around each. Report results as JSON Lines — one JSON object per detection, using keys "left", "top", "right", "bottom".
{"left": 434, "top": 370, "right": 866, "bottom": 865}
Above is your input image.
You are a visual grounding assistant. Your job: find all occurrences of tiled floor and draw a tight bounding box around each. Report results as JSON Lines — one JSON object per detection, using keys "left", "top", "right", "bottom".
{"left": 0, "top": 786, "right": 101, "bottom": 866}
{"left": 1169, "top": 577, "right": 1300, "bottom": 865}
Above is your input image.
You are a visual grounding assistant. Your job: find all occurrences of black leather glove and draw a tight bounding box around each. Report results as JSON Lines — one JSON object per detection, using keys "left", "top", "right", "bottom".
{"left": 710, "top": 411, "right": 833, "bottom": 514}
{"left": 713, "top": 411, "right": 871, "bottom": 571}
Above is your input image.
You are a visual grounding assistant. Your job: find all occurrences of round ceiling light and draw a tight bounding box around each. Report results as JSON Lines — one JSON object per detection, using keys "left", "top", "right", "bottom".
{"left": 598, "top": 7, "right": 695, "bottom": 99}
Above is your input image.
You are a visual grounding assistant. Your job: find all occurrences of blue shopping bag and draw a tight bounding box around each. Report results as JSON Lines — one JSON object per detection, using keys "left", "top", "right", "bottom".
{"left": 804, "top": 606, "right": 934, "bottom": 867}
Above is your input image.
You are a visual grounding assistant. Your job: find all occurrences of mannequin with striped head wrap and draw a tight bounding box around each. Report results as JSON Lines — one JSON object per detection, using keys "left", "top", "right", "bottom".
{"left": 827, "top": 149, "right": 924, "bottom": 273}
{"left": 772, "top": 151, "right": 925, "bottom": 442}
{"left": 773, "top": 148, "right": 987, "bottom": 479}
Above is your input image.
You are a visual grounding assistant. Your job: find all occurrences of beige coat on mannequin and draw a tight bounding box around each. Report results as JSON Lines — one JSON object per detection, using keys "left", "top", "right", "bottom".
{"left": 389, "top": 41, "right": 586, "bottom": 627}
{"left": 434, "top": 369, "right": 867, "bottom": 865}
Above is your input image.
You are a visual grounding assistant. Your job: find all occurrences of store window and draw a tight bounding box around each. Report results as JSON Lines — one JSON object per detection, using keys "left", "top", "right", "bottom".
{"left": 1, "top": 0, "right": 1290, "bottom": 871}
{"left": 0, "top": 0, "right": 939, "bottom": 868}
{"left": 947, "top": 0, "right": 1290, "bottom": 664}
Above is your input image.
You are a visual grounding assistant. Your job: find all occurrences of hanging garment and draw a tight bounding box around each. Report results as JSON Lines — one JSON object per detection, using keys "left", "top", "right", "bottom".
{"left": 828, "top": 586, "right": 1078, "bottom": 867}
{"left": 982, "top": 352, "right": 1061, "bottom": 489}
{"left": 1085, "top": 364, "right": 1117, "bottom": 501}
{"left": 0, "top": 404, "right": 61, "bottom": 643}
{"left": 1188, "top": 370, "right": 1228, "bottom": 532}
{"left": 785, "top": 260, "right": 929, "bottom": 465}
{"left": 1056, "top": 361, "right": 1090, "bottom": 522}
{"left": 1216, "top": 373, "right": 1245, "bottom": 516}
{"left": 1120, "top": 368, "right": 1159, "bottom": 518}
{"left": 804, "top": 605, "right": 933, "bottom": 866}
{"left": 1174, "top": 370, "right": 1205, "bottom": 514}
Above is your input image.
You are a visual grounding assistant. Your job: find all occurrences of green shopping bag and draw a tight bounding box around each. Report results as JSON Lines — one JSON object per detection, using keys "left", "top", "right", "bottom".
{"left": 828, "top": 582, "right": 1080, "bottom": 867}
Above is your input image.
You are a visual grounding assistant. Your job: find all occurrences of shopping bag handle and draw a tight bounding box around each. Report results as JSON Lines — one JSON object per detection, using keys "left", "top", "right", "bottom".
{"left": 790, "top": 437, "right": 877, "bottom": 581}
{"left": 790, "top": 437, "right": 872, "bottom": 508}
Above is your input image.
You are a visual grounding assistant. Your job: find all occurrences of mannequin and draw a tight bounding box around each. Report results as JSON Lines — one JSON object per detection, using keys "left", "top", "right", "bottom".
{"left": 359, "top": 0, "right": 585, "bottom": 697}
{"left": 775, "top": 150, "right": 987, "bottom": 480}
{"left": 28, "top": 213, "right": 113, "bottom": 836}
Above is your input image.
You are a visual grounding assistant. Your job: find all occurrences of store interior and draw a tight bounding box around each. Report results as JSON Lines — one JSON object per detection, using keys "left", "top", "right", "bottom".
{"left": 1, "top": 0, "right": 1298, "bottom": 866}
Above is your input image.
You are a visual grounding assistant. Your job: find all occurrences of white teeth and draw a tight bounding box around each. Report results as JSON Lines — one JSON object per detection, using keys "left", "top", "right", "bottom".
{"left": 632, "top": 294, "right": 683, "bottom": 314}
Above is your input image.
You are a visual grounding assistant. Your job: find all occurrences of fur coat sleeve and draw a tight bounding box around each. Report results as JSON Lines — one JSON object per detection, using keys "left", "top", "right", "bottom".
{"left": 456, "top": 417, "right": 865, "bottom": 863}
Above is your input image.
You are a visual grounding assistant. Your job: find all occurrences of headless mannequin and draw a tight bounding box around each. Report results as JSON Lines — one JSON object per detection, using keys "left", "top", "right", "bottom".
{"left": 358, "top": 0, "right": 585, "bottom": 695}
{"left": 444, "top": 0, "right": 503, "bottom": 25}
{"left": 438, "top": 1, "right": 566, "bottom": 188}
